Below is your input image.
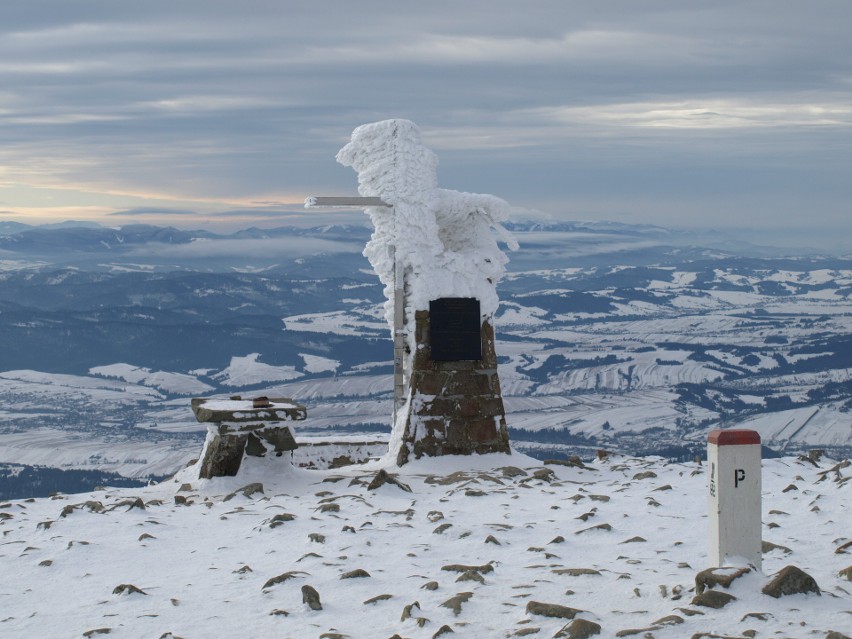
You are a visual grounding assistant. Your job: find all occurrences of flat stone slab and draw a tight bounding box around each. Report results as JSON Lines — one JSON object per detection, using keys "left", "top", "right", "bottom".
{"left": 192, "top": 397, "right": 307, "bottom": 423}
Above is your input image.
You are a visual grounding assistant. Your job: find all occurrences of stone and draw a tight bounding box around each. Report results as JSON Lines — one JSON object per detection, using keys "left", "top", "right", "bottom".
{"left": 433, "top": 626, "right": 454, "bottom": 638}
{"left": 552, "top": 568, "right": 601, "bottom": 577}
{"left": 441, "top": 592, "right": 473, "bottom": 616}
{"left": 575, "top": 523, "right": 612, "bottom": 534}
{"left": 309, "top": 533, "right": 326, "bottom": 543}
{"left": 301, "top": 584, "right": 322, "bottom": 610}
{"left": 632, "top": 471, "right": 657, "bottom": 480}
{"left": 112, "top": 583, "right": 147, "bottom": 596}
{"left": 83, "top": 630, "right": 112, "bottom": 637}
{"left": 525, "top": 601, "right": 582, "bottom": 620}
{"left": 262, "top": 571, "right": 307, "bottom": 590}
{"left": 838, "top": 565, "right": 852, "bottom": 581}
{"left": 368, "top": 469, "right": 412, "bottom": 492}
{"left": 441, "top": 562, "right": 494, "bottom": 574}
{"left": 691, "top": 590, "right": 736, "bottom": 609}
{"left": 695, "top": 566, "right": 752, "bottom": 594}
{"left": 762, "top": 540, "right": 792, "bottom": 554}
{"left": 364, "top": 594, "right": 393, "bottom": 605}
{"left": 761, "top": 565, "right": 821, "bottom": 598}
{"left": 554, "top": 618, "right": 602, "bottom": 638}
{"left": 397, "top": 316, "right": 510, "bottom": 465}
{"left": 224, "top": 483, "right": 264, "bottom": 501}
{"left": 826, "top": 632, "right": 852, "bottom": 639}
{"left": 456, "top": 570, "right": 485, "bottom": 584}
{"left": 485, "top": 534, "right": 501, "bottom": 545}
{"left": 341, "top": 569, "right": 370, "bottom": 579}
{"left": 421, "top": 581, "right": 439, "bottom": 591}
{"left": 268, "top": 513, "right": 296, "bottom": 528}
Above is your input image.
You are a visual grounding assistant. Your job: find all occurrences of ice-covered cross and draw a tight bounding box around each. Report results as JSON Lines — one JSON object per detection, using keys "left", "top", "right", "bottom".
{"left": 335, "top": 119, "right": 518, "bottom": 362}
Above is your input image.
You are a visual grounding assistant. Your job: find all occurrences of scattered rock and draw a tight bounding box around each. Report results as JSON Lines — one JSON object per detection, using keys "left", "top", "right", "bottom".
{"left": 60, "top": 501, "right": 104, "bottom": 518}
{"left": 762, "top": 540, "right": 792, "bottom": 555}
{"left": 835, "top": 540, "right": 852, "bottom": 554}
{"left": 38, "top": 559, "right": 53, "bottom": 567}
{"left": 364, "top": 594, "right": 392, "bottom": 605}
{"left": 525, "top": 601, "right": 582, "bottom": 620}
{"left": 83, "top": 629, "right": 111, "bottom": 637}
{"left": 575, "top": 524, "right": 612, "bottom": 534}
{"left": 554, "top": 618, "right": 602, "bottom": 638}
{"left": 826, "top": 632, "right": 852, "bottom": 639}
{"left": 465, "top": 489, "right": 487, "bottom": 497}
{"left": 552, "top": 568, "right": 601, "bottom": 577}
{"left": 588, "top": 494, "right": 610, "bottom": 502}
{"left": 441, "top": 592, "right": 473, "bottom": 616}
{"left": 500, "top": 466, "right": 528, "bottom": 478}
{"left": 695, "top": 566, "right": 752, "bottom": 594}
{"left": 301, "top": 584, "right": 322, "bottom": 610}
{"left": 401, "top": 601, "right": 420, "bottom": 621}
{"left": 233, "top": 565, "right": 252, "bottom": 574}
{"left": 632, "top": 471, "right": 657, "bottom": 480}
{"left": 112, "top": 583, "right": 147, "bottom": 596}
{"left": 138, "top": 533, "right": 156, "bottom": 542}
{"left": 620, "top": 536, "right": 646, "bottom": 544}
{"left": 691, "top": 590, "right": 736, "bottom": 609}
{"left": 652, "top": 614, "right": 684, "bottom": 626}
{"left": 224, "top": 483, "right": 264, "bottom": 501}
{"left": 761, "top": 565, "right": 821, "bottom": 598}
{"left": 173, "top": 495, "right": 189, "bottom": 506}
{"left": 838, "top": 566, "right": 852, "bottom": 581}
{"left": 781, "top": 483, "right": 798, "bottom": 493}
{"left": 549, "top": 535, "right": 565, "bottom": 544}
{"left": 341, "top": 569, "right": 370, "bottom": 579}
{"left": 512, "top": 628, "right": 540, "bottom": 637}
{"left": 433, "top": 625, "right": 454, "bottom": 638}
{"left": 318, "top": 503, "right": 340, "bottom": 513}
{"left": 485, "top": 534, "right": 501, "bottom": 545}
{"left": 368, "top": 469, "right": 412, "bottom": 492}
{"left": 422, "top": 581, "right": 439, "bottom": 591}
{"left": 456, "top": 570, "right": 485, "bottom": 584}
{"left": 433, "top": 523, "right": 453, "bottom": 534}
{"left": 262, "top": 571, "right": 307, "bottom": 590}
{"left": 309, "top": 532, "right": 326, "bottom": 543}
{"left": 266, "top": 513, "right": 296, "bottom": 528}
{"left": 532, "top": 468, "right": 556, "bottom": 482}
{"left": 441, "top": 562, "right": 494, "bottom": 574}
{"left": 269, "top": 609, "right": 289, "bottom": 616}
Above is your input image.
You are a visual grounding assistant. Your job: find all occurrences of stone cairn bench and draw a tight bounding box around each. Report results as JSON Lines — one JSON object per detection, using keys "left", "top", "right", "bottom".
{"left": 191, "top": 396, "right": 307, "bottom": 478}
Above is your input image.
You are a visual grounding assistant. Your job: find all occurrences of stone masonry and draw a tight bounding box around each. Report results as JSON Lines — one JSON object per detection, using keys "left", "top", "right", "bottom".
{"left": 191, "top": 396, "right": 305, "bottom": 478}
{"left": 397, "top": 309, "right": 510, "bottom": 465}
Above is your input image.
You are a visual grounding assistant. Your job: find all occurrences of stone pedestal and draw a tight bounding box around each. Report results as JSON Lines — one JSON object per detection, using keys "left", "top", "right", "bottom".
{"left": 397, "top": 310, "right": 510, "bottom": 465}
{"left": 191, "top": 397, "right": 305, "bottom": 478}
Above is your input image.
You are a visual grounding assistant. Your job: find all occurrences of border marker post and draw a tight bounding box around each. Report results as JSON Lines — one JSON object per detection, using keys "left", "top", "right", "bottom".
{"left": 707, "top": 428, "right": 762, "bottom": 569}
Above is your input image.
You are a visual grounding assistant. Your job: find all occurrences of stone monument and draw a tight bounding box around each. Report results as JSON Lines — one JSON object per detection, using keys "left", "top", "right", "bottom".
{"left": 334, "top": 119, "right": 517, "bottom": 465}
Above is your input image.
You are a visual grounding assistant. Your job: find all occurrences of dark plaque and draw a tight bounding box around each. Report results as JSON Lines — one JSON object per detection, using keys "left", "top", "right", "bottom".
{"left": 429, "top": 297, "right": 481, "bottom": 361}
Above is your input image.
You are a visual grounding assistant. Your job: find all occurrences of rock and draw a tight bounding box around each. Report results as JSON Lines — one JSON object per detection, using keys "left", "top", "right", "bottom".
{"left": 554, "top": 618, "right": 602, "bottom": 638}
{"left": 401, "top": 601, "right": 420, "bottom": 621}
{"left": 233, "top": 565, "right": 252, "bottom": 574}
{"left": 38, "top": 559, "right": 53, "bottom": 567}
{"left": 762, "top": 540, "right": 792, "bottom": 555}
{"left": 368, "top": 469, "right": 412, "bottom": 492}
{"left": 632, "top": 471, "right": 657, "bottom": 480}
{"left": 364, "top": 594, "right": 393, "bottom": 605}
{"left": 269, "top": 609, "right": 289, "bottom": 616}
{"left": 695, "top": 566, "right": 752, "bottom": 594}
{"left": 761, "top": 565, "right": 821, "bottom": 598}
{"left": 620, "top": 536, "right": 646, "bottom": 544}
{"left": 513, "top": 629, "right": 541, "bottom": 637}
{"left": 838, "top": 565, "right": 852, "bottom": 581}
{"left": 268, "top": 513, "right": 296, "bottom": 528}
{"left": 500, "top": 466, "right": 528, "bottom": 478}
{"left": 465, "top": 489, "right": 487, "bottom": 497}
{"left": 318, "top": 503, "right": 340, "bottom": 513}
{"left": 441, "top": 562, "right": 494, "bottom": 574}
{"left": 456, "top": 570, "right": 485, "bottom": 584}
{"left": 138, "top": 533, "right": 156, "bottom": 542}
{"left": 174, "top": 495, "right": 188, "bottom": 506}
{"left": 112, "top": 584, "right": 147, "bottom": 596}
{"left": 826, "top": 632, "right": 852, "bottom": 639}
{"left": 575, "top": 524, "right": 612, "bottom": 534}
{"left": 552, "top": 568, "right": 601, "bottom": 577}
{"left": 262, "top": 571, "right": 307, "bottom": 590}
{"left": 485, "top": 534, "right": 501, "bottom": 545}
{"left": 83, "top": 630, "right": 111, "bottom": 637}
{"left": 301, "top": 584, "right": 322, "bottom": 610}
{"left": 441, "top": 592, "right": 473, "bottom": 616}
{"left": 422, "top": 581, "right": 439, "bottom": 590}
{"left": 652, "top": 615, "right": 684, "bottom": 626}
{"left": 835, "top": 540, "right": 852, "bottom": 554}
{"left": 525, "top": 601, "right": 582, "bottom": 620}
{"left": 224, "top": 483, "right": 264, "bottom": 501}
{"left": 691, "top": 590, "right": 736, "bottom": 608}
{"left": 433, "top": 625, "right": 454, "bottom": 638}
{"left": 341, "top": 569, "right": 370, "bottom": 579}
{"left": 433, "top": 523, "right": 453, "bottom": 534}
{"left": 309, "top": 533, "right": 326, "bottom": 543}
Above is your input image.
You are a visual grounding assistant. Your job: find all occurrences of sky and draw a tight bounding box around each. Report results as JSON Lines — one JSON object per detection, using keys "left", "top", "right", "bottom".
{"left": 0, "top": 1, "right": 850, "bottom": 247}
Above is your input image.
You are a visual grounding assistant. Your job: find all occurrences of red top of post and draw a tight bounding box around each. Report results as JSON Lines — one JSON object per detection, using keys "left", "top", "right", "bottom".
{"left": 708, "top": 429, "right": 761, "bottom": 446}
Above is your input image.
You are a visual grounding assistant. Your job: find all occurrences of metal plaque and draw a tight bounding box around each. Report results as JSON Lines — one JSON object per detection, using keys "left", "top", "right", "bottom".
{"left": 429, "top": 297, "right": 482, "bottom": 361}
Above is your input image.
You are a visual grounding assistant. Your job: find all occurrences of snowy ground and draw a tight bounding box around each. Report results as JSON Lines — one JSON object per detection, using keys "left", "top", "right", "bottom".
{"left": 1, "top": 451, "right": 849, "bottom": 638}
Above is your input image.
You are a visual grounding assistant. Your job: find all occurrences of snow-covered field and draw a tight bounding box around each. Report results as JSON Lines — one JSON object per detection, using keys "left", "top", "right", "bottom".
{"left": 1, "top": 451, "right": 849, "bottom": 638}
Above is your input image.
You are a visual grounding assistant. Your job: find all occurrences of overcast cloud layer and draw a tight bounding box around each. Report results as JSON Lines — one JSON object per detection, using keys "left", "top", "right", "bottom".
{"left": 1, "top": 1, "right": 850, "bottom": 247}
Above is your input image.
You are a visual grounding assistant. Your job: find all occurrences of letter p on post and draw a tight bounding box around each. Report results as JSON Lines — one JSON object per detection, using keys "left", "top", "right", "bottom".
{"left": 707, "top": 429, "right": 762, "bottom": 570}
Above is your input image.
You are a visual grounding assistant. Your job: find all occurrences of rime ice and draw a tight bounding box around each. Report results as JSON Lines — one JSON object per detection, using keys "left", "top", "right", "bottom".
{"left": 336, "top": 119, "right": 518, "bottom": 351}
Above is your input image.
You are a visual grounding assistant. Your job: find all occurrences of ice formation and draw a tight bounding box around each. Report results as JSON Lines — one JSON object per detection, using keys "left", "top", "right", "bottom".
{"left": 336, "top": 119, "right": 518, "bottom": 348}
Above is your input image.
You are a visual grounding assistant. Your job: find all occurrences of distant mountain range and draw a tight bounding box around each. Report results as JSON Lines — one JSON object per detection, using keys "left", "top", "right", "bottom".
{"left": 2, "top": 219, "right": 851, "bottom": 497}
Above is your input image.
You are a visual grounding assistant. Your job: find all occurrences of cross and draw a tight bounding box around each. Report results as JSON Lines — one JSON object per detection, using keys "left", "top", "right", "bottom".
{"left": 304, "top": 196, "right": 407, "bottom": 424}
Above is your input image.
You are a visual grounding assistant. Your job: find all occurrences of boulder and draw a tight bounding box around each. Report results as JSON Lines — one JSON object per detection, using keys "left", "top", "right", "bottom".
{"left": 554, "top": 618, "right": 602, "bottom": 638}
{"left": 761, "top": 565, "right": 820, "bottom": 598}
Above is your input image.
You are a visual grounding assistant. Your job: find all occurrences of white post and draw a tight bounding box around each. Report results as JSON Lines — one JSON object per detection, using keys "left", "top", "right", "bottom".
{"left": 393, "top": 250, "right": 406, "bottom": 420}
{"left": 707, "top": 429, "right": 762, "bottom": 569}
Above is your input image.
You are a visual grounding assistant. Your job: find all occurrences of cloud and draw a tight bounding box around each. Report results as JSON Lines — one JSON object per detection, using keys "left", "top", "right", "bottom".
{"left": 129, "top": 236, "right": 361, "bottom": 260}
{"left": 108, "top": 207, "right": 199, "bottom": 217}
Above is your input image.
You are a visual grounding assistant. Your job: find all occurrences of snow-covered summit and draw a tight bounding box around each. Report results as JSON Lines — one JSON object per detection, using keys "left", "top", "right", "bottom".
{"left": 2, "top": 452, "right": 849, "bottom": 638}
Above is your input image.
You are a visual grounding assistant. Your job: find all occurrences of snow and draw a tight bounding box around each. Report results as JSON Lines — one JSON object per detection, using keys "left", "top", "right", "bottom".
{"left": 300, "top": 353, "right": 340, "bottom": 374}
{"left": 211, "top": 354, "right": 302, "bottom": 387}
{"left": 1, "top": 452, "right": 849, "bottom": 638}
{"left": 90, "top": 364, "right": 214, "bottom": 396}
